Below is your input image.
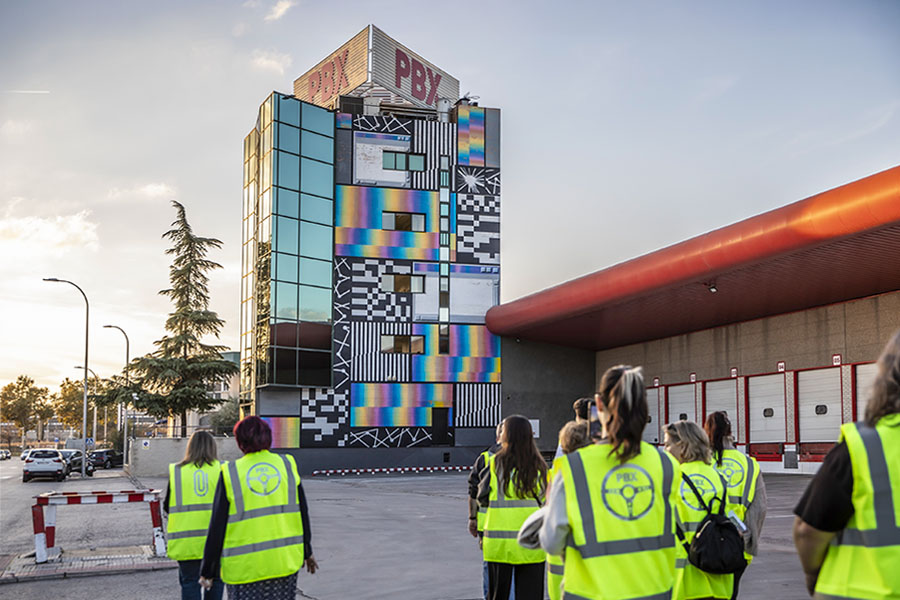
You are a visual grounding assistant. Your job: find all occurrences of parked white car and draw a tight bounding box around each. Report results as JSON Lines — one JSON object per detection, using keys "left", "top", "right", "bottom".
{"left": 0, "top": 449, "right": 10, "bottom": 460}
{"left": 22, "top": 449, "right": 66, "bottom": 482}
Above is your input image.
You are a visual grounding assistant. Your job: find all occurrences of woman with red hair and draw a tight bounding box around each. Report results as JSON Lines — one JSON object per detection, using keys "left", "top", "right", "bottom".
{"left": 199, "top": 416, "right": 317, "bottom": 599}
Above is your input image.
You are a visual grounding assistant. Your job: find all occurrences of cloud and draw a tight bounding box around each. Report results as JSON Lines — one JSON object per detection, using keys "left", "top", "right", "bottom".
{"left": 3, "top": 90, "right": 50, "bottom": 94}
{"left": 232, "top": 22, "right": 249, "bottom": 37}
{"left": 264, "top": 0, "right": 296, "bottom": 21}
{"left": 250, "top": 49, "right": 292, "bottom": 75}
{"left": 0, "top": 210, "right": 99, "bottom": 258}
{"left": 106, "top": 182, "right": 176, "bottom": 200}
{"left": 1, "top": 119, "right": 34, "bottom": 137}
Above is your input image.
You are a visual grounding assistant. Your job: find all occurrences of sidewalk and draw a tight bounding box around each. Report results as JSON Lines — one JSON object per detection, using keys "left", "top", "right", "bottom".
{"left": 0, "top": 545, "right": 175, "bottom": 584}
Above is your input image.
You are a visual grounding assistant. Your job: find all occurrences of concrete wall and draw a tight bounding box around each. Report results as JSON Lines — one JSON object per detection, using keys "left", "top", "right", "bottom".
{"left": 594, "top": 290, "right": 900, "bottom": 385}
{"left": 500, "top": 337, "right": 596, "bottom": 452}
{"left": 128, "top": 437, "right": 244, "bottom": 477}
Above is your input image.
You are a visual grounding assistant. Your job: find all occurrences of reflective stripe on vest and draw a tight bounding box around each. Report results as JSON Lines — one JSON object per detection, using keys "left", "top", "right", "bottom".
{"left": 477, "top": 449, "right": 494, "bottom": 533}
{"left": 166, "top": 461, "right": 220, "bottom": 561}
{"left": 715, "top": 449, "right": 757, "bottom": 511}
{"left": 482, "top": 455, "right": 545, "bottom": 564}
{"left": 563, "top": 589, "right": 674, "bottom": 600}
{"left": 220, "top": 451, "right": 304, "bottom": 585}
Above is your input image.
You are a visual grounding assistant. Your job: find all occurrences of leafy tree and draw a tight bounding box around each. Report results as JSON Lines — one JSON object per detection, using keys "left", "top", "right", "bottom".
{"left": 34, "top": 394, "right": 55, "bottom": 441}
{"left": 0, "top": 376, "right": 48, "bottom": 445}
{"left": 209, "top": 397, "right": 240, "bottom": 436}
{"left": 129, "top": 201, "right": 238, "bottom": 437}
{"left": 55, "top": 377, "right": 103, "bottom": 431}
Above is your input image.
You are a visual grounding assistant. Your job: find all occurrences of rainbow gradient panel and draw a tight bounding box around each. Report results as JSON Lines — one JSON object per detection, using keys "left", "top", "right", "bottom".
{"left": 457, "top": 105, "right": 485, "bottom": 167}
{"left": 262, "top": 417, "right": 301, "bottom": 448}
{"left": 411, "top": 324, "right": 501, "bottom": 382}
{"left": 350, "top": 383, "right": 453, "bottom": 427}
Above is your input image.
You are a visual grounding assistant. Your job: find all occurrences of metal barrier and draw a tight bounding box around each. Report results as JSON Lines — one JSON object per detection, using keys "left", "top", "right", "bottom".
{"left": 31, "top": 489, "right": 165, "bottom": 563}
{"left": 311, "top": 465, "right": 472, "bottom": 476}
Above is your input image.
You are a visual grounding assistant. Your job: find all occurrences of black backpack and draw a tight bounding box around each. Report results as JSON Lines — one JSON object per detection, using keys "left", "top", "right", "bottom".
{"left": 676, "top": 472, "right": 746, "bottom": 574}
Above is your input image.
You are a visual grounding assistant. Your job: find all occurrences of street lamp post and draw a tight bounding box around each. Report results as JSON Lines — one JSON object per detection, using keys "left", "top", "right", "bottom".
{"left": 44, "top": 278, "right": 89, "bottom": 478}
{"left": 74, "top": 366, "right": 98, "bottom": 444}
{"left": 103, "top": 325, "right": 130, "bottom": 466}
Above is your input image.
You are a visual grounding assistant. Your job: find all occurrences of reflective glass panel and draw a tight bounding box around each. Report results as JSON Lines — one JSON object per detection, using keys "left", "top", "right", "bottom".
{"left": 277, "top": 123, "right": 300, "bottom": 154}
{"left": 299, "top": 257, "right": 332, "bottom": 288}
{"left": 273, "top": 348, "right": 297, "bottom": 385}
{"left": 299, "top": 285, "right": 332, "bottom": 323}
{"left": 276, "top": 151, "right": 300, "bottom": 190}
{"left": 440, "top": 203, "right": 449, "bottom": 216}
{"left": 413, "top": 214, "right": 426, "bottom": 232}
{"left": 396, "top": 153, "right": 407, "bottom": 170}
{"left": 383, "top": 151, "right": 395, "bottom": 170}
{"left": 279, "top": 97, "right": 301, "bottom": 127}
{"left": 298, "top": 321, "right": 331, "bottom": 350}
{"left": 275, "top": 188, "right": 299, "bottom": 219}
{"left": 275, "top": 282, "right": 298, "bottom": 319}
{"left": 410, "top": 336, "right": 425, "bottom": 354}
{"left": 298, "top": 350, "right": 331, "bottom": 387}
{"left": 300, "top": 194, "right": 333, "bottom": 226}
{"left": 440, "top": 156, "right": 449, "bottom": 170}
{"left": 382, "top": 212, "right": 395, "bottom": 230}
{"left": 381, "top": 335, "right": 394, "bottom": 352}
{"left": 300, "top": 158, "right": 333, "bottom": 198}
{"left": 272, "top": 321, "right": 299, "bottom": 347}
{"left": 302, "top": 103, "right": 334, "bottom": 137}
{"left": 299, "top": 221, "right": 332, "bottom": 260}
{"left": 408, "top": 154, "right": 425, "bottom": 171}
{"left": 302, "top": 131, "right": 334, "bottom": 163}
{"left": 275, "top": 252, "right": 298, "bottom": 282}
{"left": 275, "top": 216, "right": 298, "bottom": 254}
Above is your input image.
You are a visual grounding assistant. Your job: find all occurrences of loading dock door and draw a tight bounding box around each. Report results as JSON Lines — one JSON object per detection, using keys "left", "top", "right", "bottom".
{"left": 667, "top": 384, "right": 696, "bottom": 424}
{"left": 748, "top": 374, "right": 786, "bottom": 444}
{"left": 798, "top": 368, "right": 842, "bottom": 444}
{"left": 644, "top": 388, "right": 661, "bottom": 444}
{"left": 856, "top": 363, "right": 877, "bottom": 421}
{"left": 705, "top": 380, "right": 738, "bottom": 424}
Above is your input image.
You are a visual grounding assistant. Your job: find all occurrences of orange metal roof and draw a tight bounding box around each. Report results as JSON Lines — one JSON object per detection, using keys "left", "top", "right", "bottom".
{"left": 486, "top": 165, "right": 900, "bottom": 350}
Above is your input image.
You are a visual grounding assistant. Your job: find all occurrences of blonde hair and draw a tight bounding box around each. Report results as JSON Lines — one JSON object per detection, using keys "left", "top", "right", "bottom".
{"left": 179, "top": 430, "right": 218, "bottom": 467}
{"left": 866, "top": 329, "right": 900, "bottom": 426}
{"left": 559, "top": 421, "right": 590, "bottom": 454}
{"left": 665, "top": 420, "right": 711, "bottom": 464}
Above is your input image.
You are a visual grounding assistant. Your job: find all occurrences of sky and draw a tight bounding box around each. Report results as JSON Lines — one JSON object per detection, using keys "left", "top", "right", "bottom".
{"left": 1, "top": 0, "right": 899, "bottom": 390}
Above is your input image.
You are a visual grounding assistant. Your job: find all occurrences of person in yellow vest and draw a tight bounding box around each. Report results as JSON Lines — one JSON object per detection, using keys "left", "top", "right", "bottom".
{"left": 477, "top": 415, "right": 548, "bottom": 600}
{"left": 199, "top": 416, "right": 317, "bottom": 599}
{"left": 665, "top": 420, "right": 736, "bottom": 600}
{"left": 164, "top": 430, "right": 224, "bottom": 600}
{"left": 540, "top": 365, "right": 680, "bottom": 600}
{"left": 704, "top": 411, "right": 767, "bottom": 599}
{"left": 794, "top": 329, "right": 900, "bottom": 599}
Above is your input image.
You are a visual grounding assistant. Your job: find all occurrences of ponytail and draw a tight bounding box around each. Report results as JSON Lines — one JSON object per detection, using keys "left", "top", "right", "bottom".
{"left": 703, "top": 411, "right": 732, "bottom": 467}
{"left": 597, "top": 365, "right": 648, "bottom": 463}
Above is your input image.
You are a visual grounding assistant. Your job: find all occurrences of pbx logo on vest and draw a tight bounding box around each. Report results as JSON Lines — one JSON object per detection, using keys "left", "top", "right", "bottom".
{"left": 194, "top": 470, "right": 209, "bottom": 496}
{"left": 601, "top": 464, "right": 655, "bottom": 521}
{"left": 680, "top": 474, "right": 716, "bottom": 510}
{"left": 715, "top": 458, "right": 745, "bottom": 489}
{"left": 246, "top": 463, "right": 282, "bottom": 496}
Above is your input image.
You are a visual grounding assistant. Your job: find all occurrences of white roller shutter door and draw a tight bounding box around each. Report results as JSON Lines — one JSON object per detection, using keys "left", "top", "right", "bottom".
{"left": 797, "top": 368, "right": 842, "bottom": 443}
{"left": 667, "top": 384, "right": 696, "bottom": 424}
{"left": 644, "top": 388, "right": 661, "bottom": 444}
{"left": 705, "top": 380, "right": 738, "bottom": 422}
{"left": 855, "top": 363, "right": 877, "bottom": 421}
{"left": 748, "top": 374, "right": 785, "bottom": 443}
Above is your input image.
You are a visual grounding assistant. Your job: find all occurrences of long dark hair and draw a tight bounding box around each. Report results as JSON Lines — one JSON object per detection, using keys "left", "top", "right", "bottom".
{"left": 704, "top": 411, "right": 732, "bottom": 467}
{"left": 597, "top": 365, "right": 648, "bottom": 463}
{"left": 494, "top": 415, "right": 547, "bottom": 500}
{"left": 867, "top": 329, "right": 900, "bottom": 427}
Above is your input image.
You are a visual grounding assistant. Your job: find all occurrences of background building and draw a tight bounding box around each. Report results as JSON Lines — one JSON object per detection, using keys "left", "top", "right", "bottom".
{"left": 487, "top": 165, "right": 900, "bottom": 474}
{"left": 240, "top": 26, "right": 502, "bottom": 467}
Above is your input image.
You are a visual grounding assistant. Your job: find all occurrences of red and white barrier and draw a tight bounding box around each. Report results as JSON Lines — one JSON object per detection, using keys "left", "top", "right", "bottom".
{"left": 31, "top": 489, "right": 164, "bottom": 563}
{"left": 311, "top": 465, "right": 472, "bottom": 477}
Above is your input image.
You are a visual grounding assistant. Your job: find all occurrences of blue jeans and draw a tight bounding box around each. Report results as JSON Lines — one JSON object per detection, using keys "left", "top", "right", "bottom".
{"left": 483, "top": 560, "right": 514, "bottom": 600}
{"left": 178, "top": 560, "right": 223, "bottom": 600}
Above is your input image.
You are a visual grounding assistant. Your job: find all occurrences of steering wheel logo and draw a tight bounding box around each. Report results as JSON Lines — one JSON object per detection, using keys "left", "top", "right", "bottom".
{"left": 715, "top": 458, "right": 745, "bottom": 489}
{"left": 601, "top": 464, "right": 655, "bottom": 521}
{"left": 246, "top": 463, "right": 281, "bottom": 496}
{"left": 680, "top": 474, "right": 716, "bottom": 511}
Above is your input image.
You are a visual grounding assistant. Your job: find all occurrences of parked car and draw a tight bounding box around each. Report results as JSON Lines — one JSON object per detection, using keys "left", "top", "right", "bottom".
{"left": 20, "top": 449, "right": 32, "bottom": 461}
{"left": 59, "top": 449, "right": 95, "bottom": 477}
{"left": 90, "top": 449, "right": 123, "bottom": 469}
{"left": 22, "top": 449, "right": 66, "bottom": 482}
{"left": 0, "top": 450, "right": 10, "bottom": 460}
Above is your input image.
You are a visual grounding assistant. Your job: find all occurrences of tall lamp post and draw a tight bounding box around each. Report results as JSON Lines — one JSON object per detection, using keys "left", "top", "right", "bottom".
{"left": 74, "top": 366, "right": 99, "bottom": 442}
{"left": 44, "top": 278, "right": 89, "bottom": 478}
{"left": 103, "top": 325, "right": 130, "bottom": 466}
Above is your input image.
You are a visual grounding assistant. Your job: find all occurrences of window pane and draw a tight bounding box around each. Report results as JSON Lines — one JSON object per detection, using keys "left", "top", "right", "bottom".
{"left": 439, "top": 277, "right": 449, "bottom": 292}
{"left": 299, "top": 285, "right": 332, "bottom": 322}
{"left": 300, "top": 158, "right": 333, "bottom": 198}
{"left": 439, "top": 334, "right": 449, "bottom": 355}
{"left": 382, "top": 212, "right": 395, "bottom": 230}
{"left": 298, "top": 321, "right": 331, "bottom": 350}
{"left": 275, "top": 282, "right": 298, "bottom": 319}
{"left": 395, "top": 336, "right": 410, "bottom": 353}
{"left": 275, "top": 188, "right": 299, "bottom": 219}
{"left": 409, "top": 154, "right": 425, "bottom": 171}
{"left": 395, "top": 275, "right": 410, "bottom": 293}
{"left": 410, "top": 335, "right": 424, "bottom": 354}
{"left": 272, "top": 320, "right": 298, "bottom": 346}
{"left": 302, "top": 103, "right": 334, "bottom": 137}
{"left": 275, "top": 216, "right": 298, "bottom": 254}
{"left": 279, "top": 97, "right": 300, "bottom": 127}
{"left": 276, "top": 151, "right": 300, "bottom": 190}
{"left": 440, "top": 263, "right": 449, "bottom": 276}
{"left": 300, "top": 194, "right": 333, "bottom": 225}
{"left": 383, "top": 151, "right": 395, "bottom": 170}
{"left": 395, "top": 213, "right": 412, "bottom": 231}
{"left": 277, "top": 123, "right": 300, "bottom": 154}
{"left": 413, "top": 214, "right": 426, "bottom": 232}
{"left": 440, "top": 171, "right": 449, "bottom": 187}
{"left": 439, "top": 156, "right": 449, "bottom": 170}
{"left": 411, "top": 276, "right": 424, "bottom": 294}
{"left": 299, "top": 257, "right": 332, "bottom": 288}
{"left": 440, "top": 217, "right": 449, "bottom": 232}
{"left": 299, "top": 221, "right": 333, "bottom": 260}
{"left": 440, "top": 290, "right": 449, "bottom": 308}
{"left": 381, "top": 335, "right": 394, "bottom": 352}
{"left": 275, "top": 253, "right": 298, "bottom": 282}
{"left": 302, "top": 130, "right": 333, "bottom": 163}
{"left": 298, "top": 350, "right": 332, "bottom": 387}
{"left": 381, "top": 274, "right": 394, "bottom": 292}
{"left": 440, "top": 203, "right": 449, "bottom": 216}
{"left": 273, "top": 348, "right": 297, "bottom": 385}
{"left": 396, "top": 153, "right": 407, "bottom": 170}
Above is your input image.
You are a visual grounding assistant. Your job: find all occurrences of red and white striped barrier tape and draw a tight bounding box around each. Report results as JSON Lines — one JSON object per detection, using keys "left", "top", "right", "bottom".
{"left": 311, "top": 465, "right": 472, "bottom": 477}
{"left": 31, "top": 489, "right": 165, "bottom": 564}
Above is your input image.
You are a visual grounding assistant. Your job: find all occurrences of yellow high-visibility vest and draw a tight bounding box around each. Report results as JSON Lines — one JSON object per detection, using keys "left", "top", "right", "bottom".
{"left": 166, "top": 460, "right": 221, "bottom": 561}
{"left": 558, "top": 442, "right": 679, "bottom": 600}
{"left": 220, "top": 450, "right": 304, "bottom": 585}
{"left": 672, "top": 460, "right": 734, "bottom": 600}
{"left": 546, "top": 455, "right": 564, "bottom": 600}
{"left": 482, "top": 454, "right": 546, "bottom": 564}
{"left": 477, "top": 448, "right": 495, "bottom": 534}
{"left": 815, "top": 413, "right": 900, "bottom": 599}
{"left": 713, "top": 448, "right": 759, "bottom": 562}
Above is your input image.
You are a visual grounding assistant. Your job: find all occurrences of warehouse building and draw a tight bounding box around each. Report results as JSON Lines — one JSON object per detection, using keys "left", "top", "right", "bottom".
{"left": 487, "top": 165, "right": 900, "bottom": 473}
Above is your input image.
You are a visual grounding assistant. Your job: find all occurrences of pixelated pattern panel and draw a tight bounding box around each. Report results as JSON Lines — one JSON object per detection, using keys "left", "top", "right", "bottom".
{"left": 262, "top": 417, "right": 301, "bottom": 448}
{"left": 351, "top": 321, "right": 412, "bottom": 382}
{"left": 299, "top": 388, "right": 349, "bottom": 445}
{"left": 354, "top": 114, "right": 413, "bottom": 135}
{"left": 346, "top": 427, "right": 452, "bottom": 448}
{"left": 350, "top": 258, "right": 412, "bottom": 321}
{"left": 455, "top": 384, "right": 501, "bottom": 427}
{"left": 456, "top": 167, "right": 500, "bottom": 196}
{"left": 412, "top": 120, "right": 457, "bottom": 191}
{"left": 350, "top": 383, "right": 453, "bottom": 427}
{"left": 457, "top": 194, "right": 499, "bottom": 216}
{"left": 457, "top": 213, "right": 500, "bottom": 265}
{"left": 457, "top": 105, "right": 485, "bottom": 166}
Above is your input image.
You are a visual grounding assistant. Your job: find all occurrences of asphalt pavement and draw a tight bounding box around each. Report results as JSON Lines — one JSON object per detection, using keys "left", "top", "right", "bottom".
{"left": 0, "top": 458, "right": 813, "bottom": 600}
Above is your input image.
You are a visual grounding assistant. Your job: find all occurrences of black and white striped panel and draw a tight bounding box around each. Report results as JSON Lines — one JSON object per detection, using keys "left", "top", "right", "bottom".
{"left": 455, "top": 384, "right": 501, "bottom": 427}
{"left": 351, "top": 322, "right": 412, "bottom": 382}
{"left": 411, "top": 121, "right": 457, "bottom": 191}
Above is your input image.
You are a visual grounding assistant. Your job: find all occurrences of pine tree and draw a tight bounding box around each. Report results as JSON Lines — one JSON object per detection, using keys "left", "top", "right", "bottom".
{"left": 130, "top": 201, "right": 238, "bottom": 437}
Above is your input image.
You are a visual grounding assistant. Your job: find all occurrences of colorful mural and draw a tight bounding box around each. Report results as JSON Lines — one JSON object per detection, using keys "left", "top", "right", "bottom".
{"left": 350, "top": 383, "right": 453, "bottom": 427}
{"left": 262, "top": 417, "right": 301, "bottom": 448}
{"left": 457, "top": 105, "right": 485, "bottom": 167}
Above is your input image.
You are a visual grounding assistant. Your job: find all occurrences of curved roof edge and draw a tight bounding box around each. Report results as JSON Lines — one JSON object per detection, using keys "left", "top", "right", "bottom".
{"left": 487, "top": 165, "right": 900, "bottom": 337}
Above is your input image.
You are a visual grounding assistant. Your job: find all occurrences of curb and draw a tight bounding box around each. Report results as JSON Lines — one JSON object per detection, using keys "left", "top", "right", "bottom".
{"left": 0, "top": 559, "right": 177, "bottom": 585}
